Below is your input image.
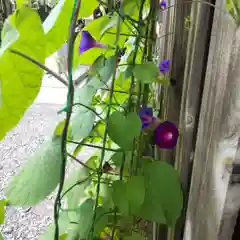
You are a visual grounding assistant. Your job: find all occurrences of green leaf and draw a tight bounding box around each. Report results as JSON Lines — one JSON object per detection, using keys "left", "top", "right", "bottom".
{"left": 94, "top": 207, "right": 109, "bottom": 235}
{"left": 62, "top": 167, "right": 91, "bottom": 209}
{"left": 43, "top": 0, "right": 74, "bottom": 56}
{"left": 138, "top": 161, "right": 183, "bottom": 225}
{"left": 69, "top": 199, "right": 95, "bottom": 239}
{"left": 112, "top": 176, "right": 145, "bottom": 215}
{"left": 112, "top": 180, "right": 129, "bottom": 215}
{"left": 0, "top": 6, "right": 45, "bottom": 141}
{"left": 126, "top": 176, "right": 145, "bottom": 214}
{"left": 78, "top": 0, "right": 98, "bottom": 18}
{"left": 123, "top": 232, "right": 145, "bottom": 240}
{"left": 59, "top": 233, "right": 68, "bottom": 240}
{"left": 44, "top": 0, "right": 96, "bottom": 55}
{"left": 73, "top": 16, "right": 128, "bottom": 67}
{"left": 70, "top": 109, "right": 96, "bottom": 141}
{"left": 39, "top": 211, "right": 70, "bottom": 240}
{"left": 0, "top": 200, "right": 7, "bottom": 224}
{"left": 111, "top": 151, "right": 132, "bottom": 176}
{"left": 226, "top": 0, "right": 240, "bottom": 25}
{"left": 53, "top": 120, "right": 72, "bottom": 139}
{"left": 0, "top": 232, "right": 3, "bottom": 240}
{"left": 133, "top": 62, "right": 159, "bottom": 84}
{"left": 108, "top": 111, "right": 141, "bottom": 150}
{"left": 5, "top": 138, "right": 62, "bottom": 206}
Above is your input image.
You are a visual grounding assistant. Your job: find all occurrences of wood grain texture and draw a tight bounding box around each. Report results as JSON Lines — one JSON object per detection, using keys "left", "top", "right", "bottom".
{"left": 183, "top": 0, "right": 240, "bottom": 238}
{"left": 172, "top": 0, "right": 215, "bottom": 239}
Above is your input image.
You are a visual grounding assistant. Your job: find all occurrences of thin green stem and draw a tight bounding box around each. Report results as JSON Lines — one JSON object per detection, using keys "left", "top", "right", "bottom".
{"left": 53, "top": 0, "right": 81, "bottom": 238}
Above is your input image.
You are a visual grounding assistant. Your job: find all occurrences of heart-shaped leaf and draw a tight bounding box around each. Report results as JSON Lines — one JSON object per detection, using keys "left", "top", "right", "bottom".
{"left": 112, "top": 176, "right": 145, "bottom": 215}
{"left": 108, "top": 111, "right": 141, "bottom": 150}
{"left": 133, "top": 62, "right": 159, "bottom": 84}
{"left": 0, "top": 6, "right": 46, "bottom": 141}
{"left": 138, "top": 161, "right": 183, "bottom": 225}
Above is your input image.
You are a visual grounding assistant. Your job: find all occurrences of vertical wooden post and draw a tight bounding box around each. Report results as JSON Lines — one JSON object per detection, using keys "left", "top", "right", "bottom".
{"left": 183, "top": 0, "right": 240, "bottom": 238}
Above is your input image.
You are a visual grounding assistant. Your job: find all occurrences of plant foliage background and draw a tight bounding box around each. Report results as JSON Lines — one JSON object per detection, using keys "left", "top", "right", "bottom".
{"left": 0, "top": 0, "right": 238, "bottom": 239}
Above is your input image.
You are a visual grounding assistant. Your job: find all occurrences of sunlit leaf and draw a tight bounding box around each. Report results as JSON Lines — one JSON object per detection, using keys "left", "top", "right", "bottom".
{"left": 0, "top": 199, "right": 7, "bottom": 224}
{"left": 138, "top": 161, "right": 183, "bottom": 225}
{"left": 0, "top": 232, "right": 3, "bottom": 240}
{"left": 108, "top": 111, "right": 141, "bottom": 150}
{"left": 133, "top": 62, "right": 159, "bottom": 84}
{"left": 43, "top": 0, "right": 73, "bottom": 55}
{"left": 70, "top": 109, "right": 96, "bottom": 141}
{"left": 0, "top": 6, "right": 45, "bottom": 141}
{"left": 5, "top": 138, "right": 62, "bottom": 206}
{"left": 59, "top": 233, "right": 68, "bottom": 240}
{"left": 78, "top": 0, "right": 98, "bottom": 18}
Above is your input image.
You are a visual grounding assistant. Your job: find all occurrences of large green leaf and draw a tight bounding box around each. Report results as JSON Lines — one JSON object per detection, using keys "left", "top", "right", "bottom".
{"left": 62, "top": 166, "right": 91, "bottom": 209}
{"left": 112, "top": 176, "right": 145, "bottom": 216}
{"left": 138, "top": 161, "right": 183, "bottom": 225}
{"left": 108, "top": 111, "right": 141, "bottom": 150}
{"left": 0, "top": 199, "right": 7, "bottom": 224}
{"left": 133, "top": 62, "right": 159, "bottom": 84}
{"left": 112, "top": 180, "right": 129, "bottom": 215}
{"left": 43, "top": 0, "right": 98, "bottom": 56}
{"left": 126, "top": 176, "right": 145, "bottom": 214}
{"left": 0, "top": 6, "right": 45, "bottom": 141}
{"left": 5, "top": 137, "right": 62, "bottom": 206}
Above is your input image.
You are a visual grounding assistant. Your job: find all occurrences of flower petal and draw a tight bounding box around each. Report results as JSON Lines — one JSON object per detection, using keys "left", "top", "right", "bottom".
{"left": 154, "top": 121, "right": 179, "bottom": 149}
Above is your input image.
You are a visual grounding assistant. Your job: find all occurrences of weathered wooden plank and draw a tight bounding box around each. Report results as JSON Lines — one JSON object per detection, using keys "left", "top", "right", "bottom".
{"left": 183, "top": 0, "right": 240, "bottom": 238}
{"left": 170, "top": 0, "right": 216, "bottom": 239}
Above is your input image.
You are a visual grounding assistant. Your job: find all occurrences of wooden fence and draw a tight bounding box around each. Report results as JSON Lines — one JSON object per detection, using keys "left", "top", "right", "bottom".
{"left": 154, "top": 0, "right": 240, "bottom": 239}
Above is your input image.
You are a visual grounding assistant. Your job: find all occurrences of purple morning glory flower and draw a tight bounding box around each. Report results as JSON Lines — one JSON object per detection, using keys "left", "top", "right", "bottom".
{"left": 154, "top": 121, "right": 179, "bottom": 149}
{"left": 159, "top": 59, "right": 170, "bottom": 73}
{"left": 160, "top": 0, "right": 167, "bottom": 10}
{"left": 79, "top": 31, "right": 107, "bottom": 54}
{"left": 139, "top": 107, "right": 155, "bottom": 129}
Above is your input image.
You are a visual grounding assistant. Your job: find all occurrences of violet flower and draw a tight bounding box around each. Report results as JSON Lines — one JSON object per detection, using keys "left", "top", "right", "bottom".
{"left": 79, "top": 31, "right": 107, "bottom": 54}
{"left": 139, "top": 107, "right": 155, "bottom": 130}
{"left": 154, "top": 121, "right": 179, "bottom": 149}
{"left": 160, "top": 0, "right": 167, "bottom": 10}
{"left": 159, "top": 59, "right": 170, "bottom": 73}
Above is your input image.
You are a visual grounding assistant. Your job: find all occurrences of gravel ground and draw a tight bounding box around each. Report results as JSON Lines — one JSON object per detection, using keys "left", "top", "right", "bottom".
{"left": 0, "top": 103, "right": 63, "bottom": 240}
